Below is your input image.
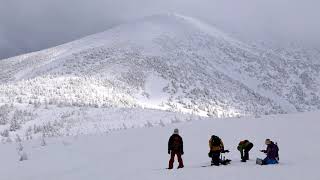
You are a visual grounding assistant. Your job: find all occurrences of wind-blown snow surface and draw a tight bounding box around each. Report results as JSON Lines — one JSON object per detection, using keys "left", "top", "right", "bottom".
{"left": 1, "top": 13, "right": 320, "bottom": 120}
{"left": 0, "top": 111, "right": 319, "bottom": 180}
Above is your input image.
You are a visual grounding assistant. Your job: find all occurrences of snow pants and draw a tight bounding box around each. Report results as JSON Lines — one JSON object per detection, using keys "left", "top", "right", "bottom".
{"left": 242, "top": 143, "right": 253, "bottom": 160}
{"left": 169, "top": 151, "right": 184, "bottom": 169}
{"left": 263, "top": 157, "right": 278, "bottom": 165}
{"left": 211, "top": 150, "right": 221, "bottom": 166}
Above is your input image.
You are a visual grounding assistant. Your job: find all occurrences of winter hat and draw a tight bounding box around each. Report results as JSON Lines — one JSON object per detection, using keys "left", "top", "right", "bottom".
{"left": 173, "top": 128, "right": 179, "bottom": 134}
{"left": 265, "top": 139, "right": 271, "bottom": 145}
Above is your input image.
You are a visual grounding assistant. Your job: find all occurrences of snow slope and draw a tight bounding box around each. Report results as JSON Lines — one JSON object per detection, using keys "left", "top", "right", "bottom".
{"left": 0, "top": 110, "right": 319, "bottom": 180}
{"left": 1, "top": 13, "right": 320, "bottom": 120}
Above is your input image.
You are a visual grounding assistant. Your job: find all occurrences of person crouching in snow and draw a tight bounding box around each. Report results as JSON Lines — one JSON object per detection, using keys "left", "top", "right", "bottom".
{"left": 257, "top": 139, "right": 279, "bottom": 165}
{"left": 208, "top": 135, "right": 224, "bottom": 166}
{"left": 168, "top": 128, "right": 184, "bottom": 169}
{"left": 237, "top": 140, "right": 254, "bottom": 162}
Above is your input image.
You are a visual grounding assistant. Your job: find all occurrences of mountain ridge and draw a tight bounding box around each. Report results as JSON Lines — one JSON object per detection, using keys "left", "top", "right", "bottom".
{"left": 1, "top": 13, "right": 320, "bottom": 118}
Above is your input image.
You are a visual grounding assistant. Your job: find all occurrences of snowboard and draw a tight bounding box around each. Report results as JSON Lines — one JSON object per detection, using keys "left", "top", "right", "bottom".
{"left": 201, "top": 159, "right": 231, "bottom": 167}
{"left": 221, "top": 159, "right": 232, "bottom": 165}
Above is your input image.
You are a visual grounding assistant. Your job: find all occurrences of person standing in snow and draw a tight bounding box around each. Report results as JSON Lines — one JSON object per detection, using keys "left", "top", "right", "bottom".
{"left": 257, "top": 139, "right": 279, "bottom": 165}
{"left": 237, "top": 140, "right": 254, "bottom": 162}
{"left": 168, "top": 128, "right": 184, "bottom": 169}
{"left": 208, "top": 135, "right": 224, "bottom": 166}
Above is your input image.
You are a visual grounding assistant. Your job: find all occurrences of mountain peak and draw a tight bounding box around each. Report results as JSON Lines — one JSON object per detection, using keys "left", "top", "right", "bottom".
{"left": 1, "top": 14, "right": 320, "bottom": 119}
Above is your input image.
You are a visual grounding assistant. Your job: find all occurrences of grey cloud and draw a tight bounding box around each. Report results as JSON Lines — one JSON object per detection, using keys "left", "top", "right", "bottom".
{"left": 1, "top": 0, "right": 320, "bottom": 59}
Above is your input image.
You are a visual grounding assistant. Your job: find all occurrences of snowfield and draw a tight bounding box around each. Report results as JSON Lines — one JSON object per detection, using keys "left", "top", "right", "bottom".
{"left": 0, "top": 110, "right": 319, "bottom": 180}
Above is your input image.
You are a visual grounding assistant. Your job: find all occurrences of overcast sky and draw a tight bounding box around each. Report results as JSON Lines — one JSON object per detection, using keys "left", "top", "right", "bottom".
{"left": 1, "top": 0, "right": 319, "bottom": 59}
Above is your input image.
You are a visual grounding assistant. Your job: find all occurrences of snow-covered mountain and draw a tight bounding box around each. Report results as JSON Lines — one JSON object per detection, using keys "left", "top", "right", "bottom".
{"left": 1, "top": 13, "right": 320, "bottom": 180}
{"left": 1, "top": 13, "right": 320, "bottom": 119}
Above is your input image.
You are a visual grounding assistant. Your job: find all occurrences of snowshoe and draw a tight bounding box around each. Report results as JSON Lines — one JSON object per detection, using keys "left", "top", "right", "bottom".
{"left": 211, "top": 160, "right": 219, "bottom": 166}
{"left": 220, "top": 159, "right": 231, "bottom": 165}
{"left": 256, "top": 158, "right": 263, "bottom": 165}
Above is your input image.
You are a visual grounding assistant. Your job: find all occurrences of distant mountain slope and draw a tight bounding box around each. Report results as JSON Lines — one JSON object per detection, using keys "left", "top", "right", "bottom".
{"left": 1, "top": 13, "right": 320, "bottom": 117}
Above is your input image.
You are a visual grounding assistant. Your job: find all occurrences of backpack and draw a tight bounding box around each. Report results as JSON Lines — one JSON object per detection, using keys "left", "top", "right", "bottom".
{"left": 275, "top": 142, "right": 280, "bottom": 161}
{"left": 211, "top": 135, "right": 221, "bottom": 146}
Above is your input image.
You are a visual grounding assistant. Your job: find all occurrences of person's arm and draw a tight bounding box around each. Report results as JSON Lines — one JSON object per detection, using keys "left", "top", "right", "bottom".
{"left": 237, "top": 144, "right": 241, "bottom": 151}
{"left": 238, "top": 144, "right": 244, "bottom": 157}
{"left": 266, "top": 145, "right": 274, "bottom": 157}
{"left": 181, "top": 137, "right": 184, "bottom": 154}
{"left": 220, "top": 139, "right": 225, "bottom": 151}
{"left": 261, "top": 145, "right": 268, "bottom": 153}
{"left": 260, "top": 149, "right": 267, "bottom": 153}
{"left": 168, "top": 136, "right": 172, "bottom": 154}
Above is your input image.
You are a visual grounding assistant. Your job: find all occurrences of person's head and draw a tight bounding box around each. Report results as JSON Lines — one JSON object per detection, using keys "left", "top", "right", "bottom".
{"left": 265, "top": 139, "right": 271, "bottom": 145}
{"left": 173, "top": 128, "right": 179, "bottom": 135}
{"left": 239, "top": 140, "right": 248, "bottom": 144}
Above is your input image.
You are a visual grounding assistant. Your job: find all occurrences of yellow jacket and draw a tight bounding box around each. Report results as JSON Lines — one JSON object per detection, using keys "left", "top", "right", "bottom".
{"left": 209, "top": 138, "right": 224, "bottom": 151}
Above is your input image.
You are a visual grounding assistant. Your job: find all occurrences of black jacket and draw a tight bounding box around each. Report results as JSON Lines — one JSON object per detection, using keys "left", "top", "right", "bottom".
{"left": 168, "top": 134, "right": 183, "bottom": 153}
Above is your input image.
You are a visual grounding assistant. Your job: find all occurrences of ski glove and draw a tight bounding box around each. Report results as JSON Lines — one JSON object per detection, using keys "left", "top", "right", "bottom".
{"left": 168, "top": 150, "right": 171, "bottom": 154}
{"left": 181, "top": 151, "right": 184, "bottom": 155}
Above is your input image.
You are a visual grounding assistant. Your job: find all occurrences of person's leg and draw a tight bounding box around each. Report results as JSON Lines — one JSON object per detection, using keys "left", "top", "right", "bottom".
{"left": 244, "top": 151, "right": 249, "bottom": 161}
{"left": 240, "top": 150, "right": 245, "bottom": 161}
{"left": 211, "top": 151, "right": 214, "bottom": 165}
{"left": 177, "top": 153, "right": 184, "bottom": 168}
{"left": 168, "top": 152, "right": 176, "bottom": 169}
{"left": 244, "top": 143, "right": 254, "bottom": 160}
{"left": 263, "top": 157, "right": 278, "bottom": 165}
{"left": 212, "top": 151, "right": 220, "bottom": 166}
{"left": 263, "top": 157, "right": 277, "bottom": 165}
{"left": 241, "top": 150, "right": 247, "bottom": 162}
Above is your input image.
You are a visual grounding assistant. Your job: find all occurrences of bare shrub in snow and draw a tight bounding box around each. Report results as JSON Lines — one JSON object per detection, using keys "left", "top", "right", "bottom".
{"left": 0, "top": 104, "right": 11, "bottom": 125}
{"left": 0, "top": 129, "right": 9, "bottom": 137}
{"left": 15, "top": 135, "right": 28, "bottom": 161}
{"left": 33, "top": 125, "right": 42, "bottom": 134}
{"left": 44, "top": 100, "right": 49, "bottom": 109}
{"left": 9, "top": 117, "right": 21, "bottom": 131}
{"left": 159, "top": 120, "right": 166, "bottom": 127}
{"left": 6, "top": 137, "right": 12, "bottom": 143}
{"left": 15, "top": 135, "right": 22, "bottom": 142}
{"left": 19, "top": 152, "right": 28, "bottom": 161}
{"left": 17, "top": 143, "right": 28, "bottom": 161}
{"left": 33, "top": 100, "right": 41, "bottom": 108}
{"left": 25, "top": 127, "right": 33, "bottom": 140}
{"left": 171, "top": 116, "right": 181, "bottom": 123}
{"left": 185, "top": 115, "right": 193, "bottom": 122}
{"left": 9, "top": 110, "right": 35, "bottom": 132}
{"left": 39, "top": 121, "right": 62, "bottom": 137}
{"left": 40, "top": 134, "right": 46, "bottom": 146}
{"left": 145, "top": 121, "right": 153, "bottom": 128}
{"left": 122, "top": 123, "right": 128, "bottom": 130}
